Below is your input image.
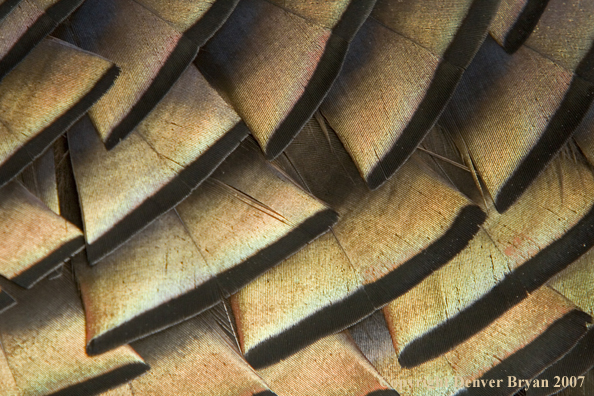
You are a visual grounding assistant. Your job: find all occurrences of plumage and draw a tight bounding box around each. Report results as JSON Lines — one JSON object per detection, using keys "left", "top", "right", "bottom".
{"left": 196, "top": 0, "right": 375, "bottom": 159}
{"left": 259, "top": 331, "right": 397, "bottom": 396}
{"left": 68, "top": 64, "right": 247, "bottom": 264}
{"left": 524, "top": 0, "right": 594, "bottom": 82}
{"left": 352, "top": 287, "right": 590, "bottom": 396}
{"left": 232, "top": 116, "right": 485, "bottom": 369}
{"left": 128, "top": 305, "right": 275, "bottom": 396}
{"left": 0, "top": 37, "right": 117, "bottom": 188}
{"left": 490, "top": 0, "right": 550, "bottom": 53}
{"left": 64, "top": 0, "right": 239, "bottom": 148}
{"left": 73, "top": 138, "right": 336, "bottom": 356}
{"left": 0, "top": 181, "right": 83, "bottom": 288}
{"left": 394, "top": 145, "right": 594, "bottom": 367}
{"left": 0, "top": 139, "right": 81, "bottom": 291}
{"left": 320, "top": 0, "right": 499, "bottom": 189}
{"left": 526, "top": 246, "right": 594, "bottom": 396}
{"left": 2, "top": 0, "right": 594, "bottom": 395}
{"left": 442, "top": 36, "right": 594, "bottom": 212}
{"left": 0, "top": 0, "right": 84, "bottom": 80}
{"left": 0, "top": 271, "right": 148, "bottom": 396}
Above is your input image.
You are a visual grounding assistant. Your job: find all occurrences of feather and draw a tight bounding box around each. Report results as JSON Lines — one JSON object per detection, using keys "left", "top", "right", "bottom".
{"left": 195, "top": 0, "right": 375, "bottom": 159}
{"left": 0, "top": 181, "right": 83, "bottom": 288}
{"left": 68, "top": 65, "right": 247, "bottom": 264}
{"left": 0, "top": 0, "right": 593, "bottom": 393}
{"left": 128, "top": 305, "right": 275, "bottom": 396}
{"left": 525, "top": 247, "right": 594, "bottom": 396}
{"left": 490, "top": 0, "right": 550, "bottom": 53}
{"left": 0, "top": 271, "right": 148, "bottom": 396}
{"left": 72, "top": 211, "right": 219, "bottom": 356}
{"left": 64, "top": 0, "right": 238, "bottom": 149}
{"left": 132, "top": 0, "right": 240, "bottom": 46}
{"left": 524, "top": 0, "right": 594, "bottom": 83}
{"left": 259, "top": 332, "right": 397, "bottom": 396}
{"left": 175, "top": 138, "right": 338, "bottom": 296}
{"left": 0, "top": 144, "right": 81, "bottom": 291}
{"left": 0, "top": 0, "right": 85, "bottom": 80}
{"left": 72, "top": 138, "right": 336, "bottom": 356}
{"left": 352, "top": 287, "right": 590, "bottom": 396}
{"left": 524, "top": 327, "right": 594, "bottom": 396}
{"left": 231, "top": 231, "right": 372, "bottom": 370}
{"left": 442, "top": 36, "right": 594, "bottom": 212}
{"left": 231, "top": 116, "right": 485, "bottom": 369}
{"left": 0, "top": 146, "right": 70, "bottom": 307}
{"left": 394, "top": 144, "right": 594, "bottom": 367}
{"left": 0, "top": 37, "right": 117, "bottom": 188}
{"left": 320, "top": 0, "right": 499, "bottom": 189}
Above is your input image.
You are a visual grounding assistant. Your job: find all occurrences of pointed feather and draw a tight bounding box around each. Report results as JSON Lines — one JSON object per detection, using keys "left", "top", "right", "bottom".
{"left": 442, "top": 36, "right": 594, "bottom": 212}
{"left": 320, "top": 0, "right": 499, "bottom": 189}
{"left": 74, "top": 138, "right": 336, "bottom": 355}
{"left": 524, "top": 247, "right": 594, "bottom": 396}
{"left": 259, "top": 332, "right": 397, "bottom": 396}
{"left": 17, "top": 147, "right": 60, "bottom": 215}
{"left": 72, "top": 210, "right": 220, "bottom": 356}
{"left": 0, "top": 146, "right": 73, "bottom": 292}
{"left": 132, "top": 0, "right": 240, "bottom": 46}
{"left": 0, "top": 37, "right": 117, "bottom": 188}
{"left": 196, "top": 0, "right": 375, "bottom": 159}
{"left": 0, "top": 0, "right": 85, "bottom": 80}
{"left": 175, "top": 138, "right": 338, "bottom": 297}
{"left": 68, "top": 65, "right": 247, "bottom": 264}
{"left": 66, "top": 0, "right": 238, "bottom": 148}
{"left": 0, "top": 271, "right": 148, "bottom": 396}
{"left": 231, "top": 117, "right": 484, "bottom": 369}
{"left": 129, "top": 306, "right": 275, "bottom": 396}
{"left": 393, "top": 144, "right": 594, "bottom": 367}
{"left": 231, "top": 231, "right": 372, "bottom": 369}
{"left": 352, "top": 287, "right": 589, "bottom": 396}
{"left": 0, "top": 181, "right": 83, "bottom": 288}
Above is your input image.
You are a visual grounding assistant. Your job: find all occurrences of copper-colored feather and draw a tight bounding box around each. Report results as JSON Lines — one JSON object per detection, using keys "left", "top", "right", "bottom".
{"left": 320, "top": 0, "right": 499, "bottom": 189}
{"left": 0, "top": 271, "right": 148, "bottom": 396}
{"left": 72, "top": 138, "right": 336, "bottom": 356}
{"left": 196, "top": 0, "right": 375, "bottom": 159}
{"left": 1, "top": 1, "right": 594, "bottom": 395}
{"left": 230, "top": 116, "right": 484, "bottom": 369}
{"left": 490, "top": 0, "right": 550, "bottom": 53}
{"left": 0, "top": 37, "right": 117, "bottom": 188}
{"left": 353, "top": 287, "right": 589, "bottom": 396}
{"left": 65, "top": 0, "right": 239, "bottom": 148}
{"left": 260, "top": 332, "right": 397, "bottom": 396}
{"left": 0, "top": 0, "right": 85, "bottom": 80}
{"left": 68, "top": 64, "right": 247, "bottom": 264}
{"left": 128, "top": 305, "right": 275, "bottom": 396}
{"left": 442, "top": 36, "right": 594, "bottom": 212}
{"left": 394, "top": 142, "right": 594, "bottom": 367}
